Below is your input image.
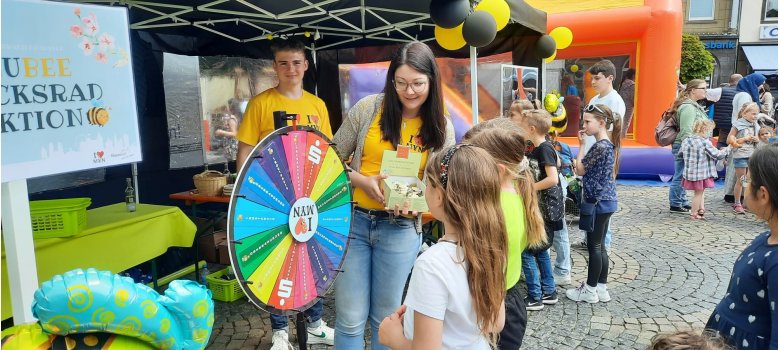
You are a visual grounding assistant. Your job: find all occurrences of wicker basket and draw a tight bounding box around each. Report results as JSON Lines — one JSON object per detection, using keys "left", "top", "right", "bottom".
{"left": 193, "top": 170, "right": 227, "bottom": 196}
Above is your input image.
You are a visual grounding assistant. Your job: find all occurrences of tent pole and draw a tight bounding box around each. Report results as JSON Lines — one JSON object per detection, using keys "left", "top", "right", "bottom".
{"left": 470, "top": 46, "right": 478, "bottom": 125}
{"left": 312, "top": 44, "right": 318, "bottom": 96}
{"left": 1, "top": 179, "right": 39, "bottom": 323}
{"left": 132, "top": 163, "right": 140, "bottom": 203}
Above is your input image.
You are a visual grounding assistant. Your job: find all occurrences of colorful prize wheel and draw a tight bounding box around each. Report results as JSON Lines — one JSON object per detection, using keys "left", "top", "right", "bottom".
{"left": 228, "top": 126, "right": 352, "bottom": 315}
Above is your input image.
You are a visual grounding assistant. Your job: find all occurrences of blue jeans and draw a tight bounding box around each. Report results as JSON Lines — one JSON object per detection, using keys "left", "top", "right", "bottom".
{"left": 270, "top": 300, "right": 323, "bottom": 331}
{"left": 521, "top": 249, "right": 556, "bottom": 300}
{"left": 669, "top": 142, "right": 689, "bottom": 207}
{"left": 553, "top": 222, "right": 570, "bottom": 277}
{"left": 334, "top": 210, "right": 421, "bottom": 350}
{"left": 553, "top": 175, "right": 570, "bottom": 277}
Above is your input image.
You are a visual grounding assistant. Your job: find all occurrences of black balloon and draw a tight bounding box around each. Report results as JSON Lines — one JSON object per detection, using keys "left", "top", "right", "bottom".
{"left": 462, "top": 11, "right": 496, "bottom": 47}
{"left": 535, "top": 35, "right": 556, "bottom": 59}
{"left": 430, "top": 0, "right": 470, "bottom": 29}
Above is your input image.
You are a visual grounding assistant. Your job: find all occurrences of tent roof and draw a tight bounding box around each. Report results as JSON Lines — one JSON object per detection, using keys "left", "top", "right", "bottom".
{"left": 73, "top": 0, "right": 546, "bottom": 52}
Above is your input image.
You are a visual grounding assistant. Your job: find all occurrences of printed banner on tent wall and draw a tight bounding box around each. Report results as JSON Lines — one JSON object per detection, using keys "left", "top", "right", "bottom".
{"left": 1, "top": 0, "right": 141, "bottom": 182}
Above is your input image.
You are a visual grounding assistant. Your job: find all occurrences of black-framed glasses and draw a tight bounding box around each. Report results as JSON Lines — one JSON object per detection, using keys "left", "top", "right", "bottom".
{"left": 585, "top": 104, "right": 605, "bottom": 114}
{"left": 393, "top": 80, "right": 428, "bottom": 93}
{"left": 693, "top": 87, "right": 708, "bottom": 90}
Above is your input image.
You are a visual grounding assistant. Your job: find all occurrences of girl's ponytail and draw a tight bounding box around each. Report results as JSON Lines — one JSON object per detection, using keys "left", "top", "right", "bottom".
{"left": 609, "top": 112, "right": 623, "bottom": 178}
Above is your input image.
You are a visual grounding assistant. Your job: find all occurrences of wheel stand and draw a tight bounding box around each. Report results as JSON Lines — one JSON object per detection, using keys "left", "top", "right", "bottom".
{"left": 296, "top": 313, "right": 308, "bottom": 349}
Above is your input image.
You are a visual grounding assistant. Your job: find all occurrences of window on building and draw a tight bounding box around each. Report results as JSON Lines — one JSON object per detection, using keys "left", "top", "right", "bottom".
{"left": 688, "top": 0, "right": 715, "bottom": 21}
{"left": 765, "top": 0, "right": 778, "bottom": 22}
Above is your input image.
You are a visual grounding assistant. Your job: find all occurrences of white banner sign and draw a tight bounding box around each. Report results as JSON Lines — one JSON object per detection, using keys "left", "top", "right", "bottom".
{"left": 760, "top": 25, "right": 778, "bottom": 40}
{"left": 1, "top": 0, "right": 142, "bottom": 182}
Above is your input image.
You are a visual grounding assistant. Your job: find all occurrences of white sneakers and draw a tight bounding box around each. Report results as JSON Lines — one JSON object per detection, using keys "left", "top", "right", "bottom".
{"left": 565, "top": 283, "right": 611, "bottom": 303}
{"left": 554, "top": 273, "right": 572, "bottom": 286}
{"left": 596, "top": 286, "right": 611, "bottom": 302}
{"left": 270, "top": 321, "right": 335, "bottom": 349}
{"left": 270, "top": 330, "right": 294, "bottom": 350}
{"left": 306, "top": 321, "right": 335, "bottom": 345}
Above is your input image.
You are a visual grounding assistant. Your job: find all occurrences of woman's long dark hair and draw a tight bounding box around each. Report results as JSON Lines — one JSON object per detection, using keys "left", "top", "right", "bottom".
{"left": 380, "top": 42, "right": 446, "bottom": 151}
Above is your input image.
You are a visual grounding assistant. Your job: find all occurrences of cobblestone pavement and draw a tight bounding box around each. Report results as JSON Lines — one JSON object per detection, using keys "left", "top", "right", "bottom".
{"left": 207, "top": 185, "right": 767, "bottom": 349}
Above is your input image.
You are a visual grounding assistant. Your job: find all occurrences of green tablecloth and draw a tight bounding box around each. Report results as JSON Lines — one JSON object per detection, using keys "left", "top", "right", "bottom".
{"left": 1, "top": 203, "right": 196, "bottom": 321}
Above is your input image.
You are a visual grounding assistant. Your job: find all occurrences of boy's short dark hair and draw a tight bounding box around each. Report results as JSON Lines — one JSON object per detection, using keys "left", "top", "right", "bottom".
{"left": 588, "top": 59, "right": 616, "bottom": 79}
{"left": 270, "top": 40, "right": 306, "bottom": 58}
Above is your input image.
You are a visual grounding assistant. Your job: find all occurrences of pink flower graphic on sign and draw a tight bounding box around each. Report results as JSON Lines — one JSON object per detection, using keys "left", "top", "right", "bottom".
{"left": 98, "top": 33, "right": 115, "bottom": 52}
{"left": 70, "top": 25, "right": 83, "bottom": 38}
{"left": 82, "top": 14, "right": 99, "bottom": 34}
{"left": 69, "top": 9, "right": 128, "bottom": 67}
{"left": 95, "top": 52, "right": 108, "bottom": 63}
{"left": 81, "top": 38, "right": 94, "bottom": 55}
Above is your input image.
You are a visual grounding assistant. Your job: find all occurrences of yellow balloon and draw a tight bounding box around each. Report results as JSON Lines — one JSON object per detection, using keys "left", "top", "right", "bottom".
{"left": 475, "top": 0, "right": 511, "bottom": 31}
{"left": 570, "top": 64, "right": 579, "bottom": 73}
{"left": 549, "top": 27, "right": 573, "bottom": 50}
{"left": 544, "top": 51, "right": 556, "bottom": 63}
{"left": 435, "top": 24, "right": 466, "bottom": 51}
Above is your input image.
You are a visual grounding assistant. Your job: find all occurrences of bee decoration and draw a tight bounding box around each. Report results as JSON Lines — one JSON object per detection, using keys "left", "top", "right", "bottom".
{"left": 87, "top": 100, "right": 110, "bottom": 126}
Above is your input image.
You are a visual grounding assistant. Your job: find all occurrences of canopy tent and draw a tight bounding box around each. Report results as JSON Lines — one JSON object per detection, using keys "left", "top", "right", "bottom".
{"left": 100, "top": 0, "right": 545, "bottom": 52}
{"left": 6, "top": 0, "right": 547, "bottom": 324}
{"left": 105, "top": 0, "right": 547, "bottom": 127}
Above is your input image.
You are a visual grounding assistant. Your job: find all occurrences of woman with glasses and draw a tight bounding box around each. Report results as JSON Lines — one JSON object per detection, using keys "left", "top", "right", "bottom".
{"left": 668, "top": 79, "right": 710, "bottom": 215}
{"left": 705, "top": 144, "right": 777, "bottom": 350}
{"left": 331, "top": 41, "right": 455, "bottom": 349}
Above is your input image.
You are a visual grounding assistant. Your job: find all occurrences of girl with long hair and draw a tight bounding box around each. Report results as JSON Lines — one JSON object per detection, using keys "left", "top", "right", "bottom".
{"left": 378, "top": 145, "right": 507, "bottom": 349}
{"left": 331, "top": 42, "right": 455, "bottom": 349}
{"left": 463, "top": 118, "right": 547, "bottom": 349}
{"left": 566, "top": 104, "right": 622, "bottom": 303}
{"left": 669, "top": 79, "right": 710, "bottom": 214}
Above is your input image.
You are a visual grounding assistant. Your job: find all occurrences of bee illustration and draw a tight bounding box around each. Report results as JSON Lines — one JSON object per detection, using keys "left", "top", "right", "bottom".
{"left": 87, "top": 100, "right": 110, "bottom": 126}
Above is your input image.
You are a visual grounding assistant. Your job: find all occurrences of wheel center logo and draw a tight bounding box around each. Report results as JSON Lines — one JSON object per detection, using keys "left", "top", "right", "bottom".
{"left": 289, "top": 197, "right": 318, "bottom": 242}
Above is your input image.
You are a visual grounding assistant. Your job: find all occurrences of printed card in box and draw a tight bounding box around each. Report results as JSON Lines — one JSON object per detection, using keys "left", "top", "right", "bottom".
{"left": 380, "top": 148, "right": 428, "bottom": 212}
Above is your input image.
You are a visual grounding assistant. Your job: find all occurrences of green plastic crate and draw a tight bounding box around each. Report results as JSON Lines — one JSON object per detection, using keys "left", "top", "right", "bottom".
{"left": 206, "top": 267, "right": 244, "bottom": 302}
{"left": 29, "top": 198, "right": 91, "bottom": 239}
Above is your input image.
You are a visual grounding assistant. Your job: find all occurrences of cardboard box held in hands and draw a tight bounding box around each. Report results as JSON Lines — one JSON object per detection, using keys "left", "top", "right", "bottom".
{"left": 380, "top": 147, "right": 428, "bottom": 212}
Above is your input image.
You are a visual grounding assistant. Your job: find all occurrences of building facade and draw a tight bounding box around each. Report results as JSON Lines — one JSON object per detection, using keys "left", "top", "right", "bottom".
{"left": 737, "top": 0, "right": 777, "bottom": 83}
{"left": 682, "top": 0, "right": 740, "bottom": 86}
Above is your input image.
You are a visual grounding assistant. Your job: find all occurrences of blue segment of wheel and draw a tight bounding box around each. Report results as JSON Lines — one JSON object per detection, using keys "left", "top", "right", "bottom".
{"left": 313, "top": 227, "right": 348, "bottom": 268}
{"left": 257, "top": 137, "right": 295, "bottom": 204}
{"left": 232, "top": 197, "right": 289, "bottom": 241}
{"left": 316, "top": 202, "right": 352, "bottom": 237}
{"left": 238, "top": 160, "right": 291, "bottom": 213}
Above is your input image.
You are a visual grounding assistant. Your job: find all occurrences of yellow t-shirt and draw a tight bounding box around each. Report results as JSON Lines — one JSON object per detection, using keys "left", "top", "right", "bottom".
{"left": 236, "top": 88, "right": 332, "bottom": 146}
{"left": 501, "top": 190, "right": 526, "bottom": 290}
{"left": 354, "top": 114, "right": 429, "bottom": 209}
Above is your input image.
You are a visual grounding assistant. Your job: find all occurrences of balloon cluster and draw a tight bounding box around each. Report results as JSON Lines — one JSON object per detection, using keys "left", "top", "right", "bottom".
{"left": 534, "top": 26, "right": 574, "bottom": 63}
{"left": 431, "top": 0, "right": 510, "bottom": 50}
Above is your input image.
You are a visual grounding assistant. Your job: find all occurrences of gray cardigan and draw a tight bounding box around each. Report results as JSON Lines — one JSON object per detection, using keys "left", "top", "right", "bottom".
{"left": 332, "top": 93, "right": 456, "bottom": 170}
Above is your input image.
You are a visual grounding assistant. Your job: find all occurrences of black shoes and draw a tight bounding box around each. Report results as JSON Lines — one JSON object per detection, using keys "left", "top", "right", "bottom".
{"left": 525, "top": 297, "right": 544, "bottom": 311}
{"left": 670, "top": 206, "right": 691, "bottom": 214}
{"left": 541, "top": 292, "right": 559, "bottom": 305}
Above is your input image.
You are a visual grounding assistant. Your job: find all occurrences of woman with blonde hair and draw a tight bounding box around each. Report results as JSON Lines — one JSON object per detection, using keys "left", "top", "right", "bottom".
{"left": 669, "top": 79, "right": 710, "bottom": 214}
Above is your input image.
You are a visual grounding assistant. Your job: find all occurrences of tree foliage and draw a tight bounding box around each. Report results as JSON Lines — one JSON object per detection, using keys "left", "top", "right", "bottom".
{"left": 680, "top": 33, "right": 714, "bottom": 83}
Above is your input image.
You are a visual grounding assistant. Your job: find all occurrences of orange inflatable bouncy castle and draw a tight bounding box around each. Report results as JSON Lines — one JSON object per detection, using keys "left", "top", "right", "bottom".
{"left": 527, "top": 0, "right": 682, "bottom": 146}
